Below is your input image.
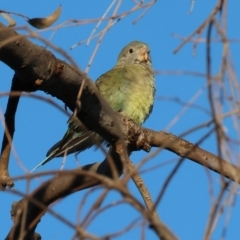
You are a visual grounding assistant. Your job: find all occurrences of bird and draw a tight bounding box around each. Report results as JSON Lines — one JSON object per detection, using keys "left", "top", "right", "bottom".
{"left": 30, "top": 41, "right": 155, "bottom": 172}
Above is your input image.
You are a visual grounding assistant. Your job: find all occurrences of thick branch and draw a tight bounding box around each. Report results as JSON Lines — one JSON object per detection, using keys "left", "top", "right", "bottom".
{"left": 0, "top": 75, "right": 22, "bottom": 189}
{"left": 0, "top": 23, "right": 126, "bottom": 146}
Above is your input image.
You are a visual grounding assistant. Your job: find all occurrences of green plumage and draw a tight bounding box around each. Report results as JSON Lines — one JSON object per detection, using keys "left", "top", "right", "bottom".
{"left": 30, "top": 41, "right": 155, "bottom": 172}
{"left": 97, "top": 64, "right": 154, "bottom": 125}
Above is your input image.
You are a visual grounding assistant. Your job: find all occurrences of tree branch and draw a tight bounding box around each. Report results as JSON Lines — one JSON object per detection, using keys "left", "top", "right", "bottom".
{"left": 0, "top": 75, "right": 22, "bottom": 189}
{"left": 148, "top": 130, "right": 240, "bottom": 183}
{"left": 6, "top": 149, "right": 176, "bottom": 240}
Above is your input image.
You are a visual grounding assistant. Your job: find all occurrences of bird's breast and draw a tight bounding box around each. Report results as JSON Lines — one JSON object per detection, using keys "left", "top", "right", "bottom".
{"left": 121, "top": 64, "right": 155, "bottom": 125}
{"left": 97, "top": 63, "right": 155, "bottom": 125}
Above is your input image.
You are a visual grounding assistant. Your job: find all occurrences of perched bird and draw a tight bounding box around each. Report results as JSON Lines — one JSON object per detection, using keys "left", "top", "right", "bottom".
{"left": 30, "top": 41, "right": 155, "bottom": 172}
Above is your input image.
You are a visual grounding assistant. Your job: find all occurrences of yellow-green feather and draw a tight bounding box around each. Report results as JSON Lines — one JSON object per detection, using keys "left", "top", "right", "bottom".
{"left": 97, "top": 63, "right": 155, "bottom": 125}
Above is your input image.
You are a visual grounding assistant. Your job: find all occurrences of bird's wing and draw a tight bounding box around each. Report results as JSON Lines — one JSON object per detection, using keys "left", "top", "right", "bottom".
{"left": 96, "top": 67, "right": 131, "bottom": 113}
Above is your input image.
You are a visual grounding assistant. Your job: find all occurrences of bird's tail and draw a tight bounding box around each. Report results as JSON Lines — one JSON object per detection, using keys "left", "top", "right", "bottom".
{"left": 29, "top": 154, "right": 54, "bottom": 173}
{"left": 46, "top": 115, "right": 98, "bottom": 157}
{"left": 30, "top": 116, "right": 102, "bottom": 173}
{"left": 46, "top": 132, "right": 96, "bottom": 157}
{"left": 29, "top": 132, "right": 100, "bottom": 173}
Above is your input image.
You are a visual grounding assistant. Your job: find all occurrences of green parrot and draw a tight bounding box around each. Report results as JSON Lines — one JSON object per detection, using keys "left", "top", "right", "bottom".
{"left": 30, "top": 41, "right": 155, "bottom": 172}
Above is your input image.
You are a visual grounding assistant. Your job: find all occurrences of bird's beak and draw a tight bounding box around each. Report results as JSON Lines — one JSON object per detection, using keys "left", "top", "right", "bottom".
{"left": 138, "top": 47, "right": 150, "bottom": 62}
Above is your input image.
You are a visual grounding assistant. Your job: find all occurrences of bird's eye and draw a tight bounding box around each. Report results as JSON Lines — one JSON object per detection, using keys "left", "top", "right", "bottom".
{"left": 129, "top": 48, "right": 134, "bottom": 53}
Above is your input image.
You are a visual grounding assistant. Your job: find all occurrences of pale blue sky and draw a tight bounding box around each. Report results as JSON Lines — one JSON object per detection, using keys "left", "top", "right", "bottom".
{"left": 1, "top": 1, "right": 240, "bottom": 239}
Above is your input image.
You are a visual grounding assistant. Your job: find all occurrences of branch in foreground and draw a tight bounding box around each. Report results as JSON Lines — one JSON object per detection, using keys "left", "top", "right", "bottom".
{"left": 6, "top": 148, "right": 177, "bottom": 240}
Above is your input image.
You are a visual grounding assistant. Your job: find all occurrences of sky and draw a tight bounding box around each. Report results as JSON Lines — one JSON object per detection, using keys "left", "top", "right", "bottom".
{"left": 0, "top": 0, "right": 240, "bottom": 239}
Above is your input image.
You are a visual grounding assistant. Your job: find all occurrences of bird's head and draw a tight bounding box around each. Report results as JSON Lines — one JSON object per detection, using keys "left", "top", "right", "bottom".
{"left": 117, "top": 41, "right": 152, "bottom": 67}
